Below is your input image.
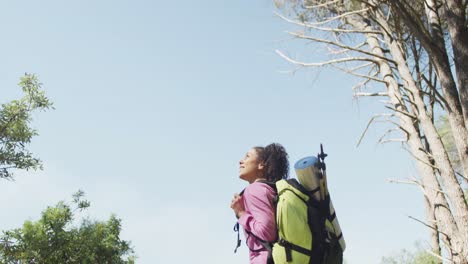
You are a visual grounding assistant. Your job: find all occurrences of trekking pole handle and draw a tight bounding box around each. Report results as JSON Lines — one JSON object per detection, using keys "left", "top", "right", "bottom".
{"left": 318, "top": 143, "right": 327, "bottom": 170}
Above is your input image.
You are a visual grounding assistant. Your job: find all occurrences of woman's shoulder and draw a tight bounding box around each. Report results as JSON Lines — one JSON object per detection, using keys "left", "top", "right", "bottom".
{"left": 245, "top": 181, "right": 276, "bottom": 196}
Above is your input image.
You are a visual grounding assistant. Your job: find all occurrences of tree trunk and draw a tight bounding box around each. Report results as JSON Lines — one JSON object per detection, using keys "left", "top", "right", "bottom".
{"left": 373, "top": 14, "right": 468, "bottom": 263}
{"left": 274, "top": 0, "right": 468, "bottom": 261}
{"left": 424, "top": 195, "right": 442, "bottom": 264}
{"left": 389, "top": 0, "right": 468, "bottom": 183}
{"left": 442, "top": 0, "right": 468, "bottom": 123}
{"left": 347, "top": 7, "right": 468, "bottom": 262}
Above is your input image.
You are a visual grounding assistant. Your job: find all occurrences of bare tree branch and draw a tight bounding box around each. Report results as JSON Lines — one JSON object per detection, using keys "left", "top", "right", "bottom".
{"left": 275, "top": 12, "right": 383, "bottom": 34}
{"left": 305, "top": 8, "right": 371, "bottom": 26}
{"left": 421, "top": 74, "right": 449, "bottom": 110}
{"left": 327, "top": 42, "right": 368, "bottom": 55}
{"left": 349, "top": 62, "right": 375, "bottom": 72}
{"left": 455, "top": 170, "right": 468, "bottom": 182}
{"left": 333, "top": 65, "right": 386, "bottom": 83}
{"left": 303, "top": 0, "right": 341, "bottom": 9}
{"left": 407, "top": 215, "right": 451, "bottom": 238}
{"left": 276, "top": 49, "right": 378, "bottom": 67}
{"left": 352, "top": 78, "right": 373, "bottom": 92}
{"left": 378, "top": 127, "right": 406, "bottom": 144}
{"left": 354, "top": 92, "right": 389, "bottom": 97}
{"left": 356, "top": 114, "right": 393, "bottom": 147}
{"left": 402, "top": 145, "right": 441, "bottom": 170}
{"left": 425, "top": 250, "right": 454, "bottom": 264}
{"left": 385, "top": 105, "right": 418, "bottom": 120}
{"left": 287, "top": 31, "right": 396, "bottom": 64}
{"left": 387, "top": 178, "right": 419, "bottom": 185}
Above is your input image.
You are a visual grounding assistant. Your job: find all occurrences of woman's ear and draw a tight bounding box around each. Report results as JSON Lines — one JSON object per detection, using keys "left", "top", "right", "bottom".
{"left": 257, "top": 162, "right": 265, "bottom": 170}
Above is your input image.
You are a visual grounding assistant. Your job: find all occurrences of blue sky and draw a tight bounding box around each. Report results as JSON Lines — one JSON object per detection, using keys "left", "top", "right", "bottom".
{"left": 1, "top": 1, "right": 428, "bottom": 263}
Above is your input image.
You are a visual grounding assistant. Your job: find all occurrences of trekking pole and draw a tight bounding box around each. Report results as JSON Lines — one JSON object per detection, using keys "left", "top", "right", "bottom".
{"left": 317, "top": 144, "right": 329, "bottom": 199}
{"left": 317, "top": 144, "right": 346, "bottom": 252}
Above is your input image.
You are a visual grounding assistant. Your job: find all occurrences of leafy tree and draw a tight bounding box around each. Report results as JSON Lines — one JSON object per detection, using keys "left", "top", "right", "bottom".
{"left": 381, "top": 242, "right": 441, "bottom": 264}
{"left": 0, "top": 73, "right": 52, "bottom": 180}
{"left": 0, "top": 191, "right": 135, "bottom": 264}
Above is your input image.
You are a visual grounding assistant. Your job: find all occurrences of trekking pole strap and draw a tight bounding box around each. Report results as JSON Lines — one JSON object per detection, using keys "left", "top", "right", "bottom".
{"left": 233, "top": 223, "right": 241, "bottom": 253}
{"left": 278, "top": 238, "right": 313, "bottom": 262}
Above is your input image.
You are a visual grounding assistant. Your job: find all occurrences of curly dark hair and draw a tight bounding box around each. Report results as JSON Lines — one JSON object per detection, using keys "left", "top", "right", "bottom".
{"left": 254, "top": 143, "right": 289, "bottom": 183}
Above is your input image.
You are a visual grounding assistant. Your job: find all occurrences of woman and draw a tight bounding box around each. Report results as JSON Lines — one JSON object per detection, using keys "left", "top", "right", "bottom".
{"left": 230, "top": 143, "right": 289, "bottom": 264}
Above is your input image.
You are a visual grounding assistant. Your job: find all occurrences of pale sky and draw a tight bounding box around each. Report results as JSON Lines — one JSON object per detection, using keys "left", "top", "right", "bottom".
{"left": 1, "top": 1, "right": 428, "bottom": 263}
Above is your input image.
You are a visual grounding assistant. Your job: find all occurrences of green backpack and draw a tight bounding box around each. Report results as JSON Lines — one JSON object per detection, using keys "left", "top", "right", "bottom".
{"left": 271, "top": 178, "right": 343, "bottom": 264}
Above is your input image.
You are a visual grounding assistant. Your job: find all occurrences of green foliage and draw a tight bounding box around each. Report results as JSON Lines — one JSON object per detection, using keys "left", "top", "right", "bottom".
{"left": 0, "top": 191, "right": 135, "bottom": 264}
{"left": 0, "top": 73, "right": 53, "bottom": 179}
{"left": 437, "top": 115, "right": 462, "bottom": 174}
{"left": 380, "top": 244, "right": 440, "bottom": 264}
{"left": 436, "top": 115, "right": 466, "bottom": 202}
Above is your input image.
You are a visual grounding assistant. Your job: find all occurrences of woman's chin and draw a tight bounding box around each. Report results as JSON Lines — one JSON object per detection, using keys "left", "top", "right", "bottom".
{"left": 239, "top": 174, "right": 248, "bottom": 182}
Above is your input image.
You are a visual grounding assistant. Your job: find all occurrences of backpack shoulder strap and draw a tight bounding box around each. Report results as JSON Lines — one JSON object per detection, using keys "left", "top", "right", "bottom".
{"left": 233, "top": 181, "right": 276, "bottom": 256}
{"left": 255, "top": 180, "right": 277, "bottom": 193}
{"left": 287, "top": 178, "right": 322, "bottom": 198}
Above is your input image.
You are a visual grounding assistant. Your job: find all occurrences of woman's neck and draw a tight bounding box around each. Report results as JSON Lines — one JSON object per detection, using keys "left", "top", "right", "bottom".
{"left": 253, "top": 177, "right": 267, "bottom": 183}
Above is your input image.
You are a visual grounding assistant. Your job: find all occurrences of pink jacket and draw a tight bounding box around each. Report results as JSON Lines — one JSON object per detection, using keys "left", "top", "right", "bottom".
{"left": 238, "top": 182, "right": 277, "bottom": 264}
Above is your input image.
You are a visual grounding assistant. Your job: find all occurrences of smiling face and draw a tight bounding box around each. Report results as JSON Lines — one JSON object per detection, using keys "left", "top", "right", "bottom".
{"left": 239, "top": 148, "right": 264, "bottom": 183}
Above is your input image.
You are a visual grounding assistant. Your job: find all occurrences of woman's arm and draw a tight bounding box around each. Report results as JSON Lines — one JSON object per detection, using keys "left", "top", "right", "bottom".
{"left": 237, "top": 183, "right": 276, "bottom": 242}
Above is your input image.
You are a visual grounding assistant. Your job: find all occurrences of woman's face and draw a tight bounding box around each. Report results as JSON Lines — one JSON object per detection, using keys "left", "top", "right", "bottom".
{"left": 239, "top": 148, "right": 264, "bottom": 183}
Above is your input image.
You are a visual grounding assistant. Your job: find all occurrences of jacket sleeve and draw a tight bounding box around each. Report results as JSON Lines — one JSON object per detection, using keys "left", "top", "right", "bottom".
{"left": 238, "top": 183, "right": 276, "bottom": 242}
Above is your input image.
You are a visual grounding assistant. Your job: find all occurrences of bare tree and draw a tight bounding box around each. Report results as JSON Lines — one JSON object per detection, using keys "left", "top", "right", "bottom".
{"left": 273, "top": 0, "right": 468, "bottom": 262}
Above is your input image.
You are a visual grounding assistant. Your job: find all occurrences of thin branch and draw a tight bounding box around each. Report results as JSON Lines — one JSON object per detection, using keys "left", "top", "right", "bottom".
{"left": 327, "top": 42, "right": 367, "bottom": 55}
{"left": 385, "top": 105, "right": 418, "bottom": 120}
{"left": 305, "top": 8, "right": 371, "bottom": 26}
{"left": 352, "top": 78, "right": 373, "bottom": 91}
{"left": 407, "top": 215, "right": 451, "bottom": 238}
{"left": 380, "top": 138, "right": 407, "bottom": 144}
{"left": 275, "top": 12, "right": 383, "bottom": 34}
{"left": 455, "top": 171, "right": 468, "bottom": 182}
{"left": 277, "top": 65, "right": 302, "bottom": 75}
{"left": 382, "top": 119, "right": 402, "bottom": 128}
{"left": 276, "top": 49, "right": 378, "bottom": 67}
{"left": 375, "top": 35, "right": 388, "bottom": 45}
{"left": 350, "top": 62, "right": 374, "bottom": 72}
{"left": 333, "top": 65, "right": 386, "bottom": 83}
{"left": 350, "top": 64, "right": 381, "bottom": 90}
{"left": 356, "top": 114, "right": 393, "bottom": 147}
{"left": 422, "top": 181, "right": 452, "bottom": 199}
{"left": 421, "top": 74, "right": 449, "bottom": 110}
{"left": 425, "top": 250, "right": 454, "bottom": 263}
{"left": 391, "top": 175, "right": 428, "bottom": 196}
{"left": 402, "top": 145, "right": 441, "bottom": 170}
{"left": 400, "top": 95, "right": 420, "bottom": 115}
{"left": 387, "top": 178, "right": 419, "bottom": 185}
{"left": 395, "top": 124, "right": 410, "bottom": 136}
{"left": 378, "top": 127, "right": 406, "bottom": 144}
{"left": 363, "top": 6, "right": 394, "bottom": 37}
{"left": 287, "top": 31, "right": 396, "bottom": 64}
{"left": 304, "top": 0, "right": 341, "bottom": 9}
{"left": 354, "top": 92, "right": 389, "bottom": 97}
{"left": 407, "top": 206, "right": 460, "bottom": 259}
